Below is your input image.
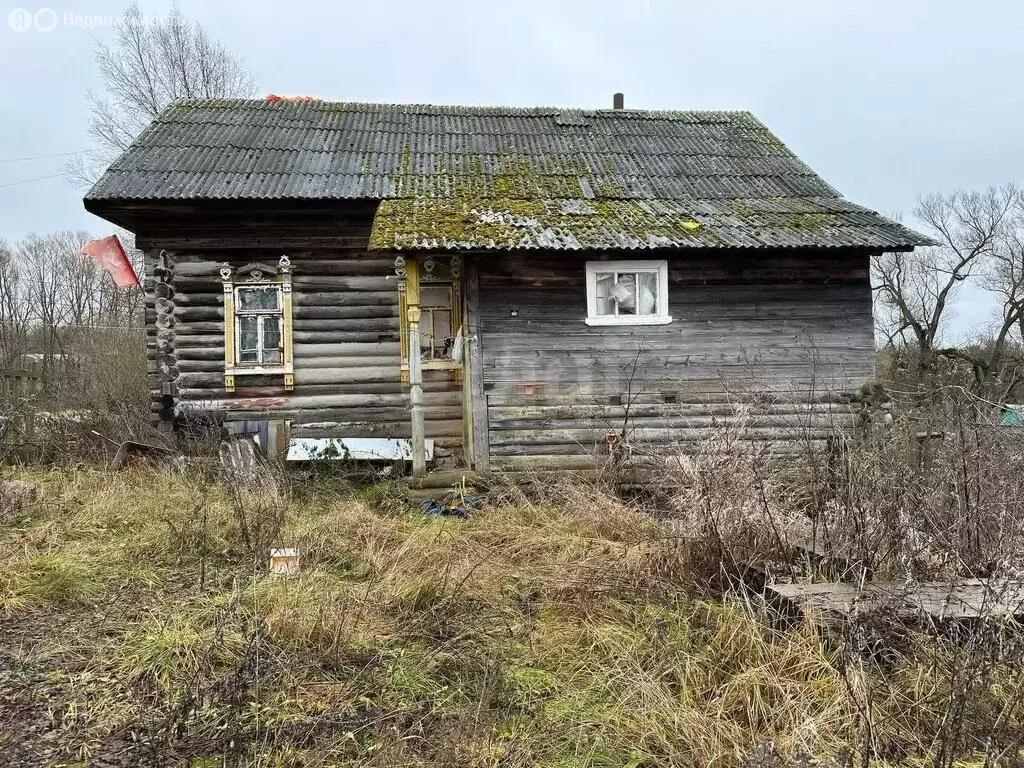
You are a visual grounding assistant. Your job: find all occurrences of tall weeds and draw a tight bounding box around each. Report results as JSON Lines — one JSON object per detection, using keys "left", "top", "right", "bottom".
{"left": 2, "top": 397, "right": 1024, "bottom": 767}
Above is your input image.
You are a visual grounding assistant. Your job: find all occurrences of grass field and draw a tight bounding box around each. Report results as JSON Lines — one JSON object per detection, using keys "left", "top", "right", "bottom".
{"left": 0, "top": 465, "right": 1020, "bottom": 767}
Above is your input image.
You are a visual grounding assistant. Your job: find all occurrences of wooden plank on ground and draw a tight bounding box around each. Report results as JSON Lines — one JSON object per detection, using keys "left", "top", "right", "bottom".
{"left": 768, "top": 579, "right": 1024, "bottom": 622}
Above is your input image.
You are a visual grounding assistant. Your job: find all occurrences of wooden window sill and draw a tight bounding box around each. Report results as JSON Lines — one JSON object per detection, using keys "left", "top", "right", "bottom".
{"left": 584, "top": 315, "right": 673, "bottom": 326}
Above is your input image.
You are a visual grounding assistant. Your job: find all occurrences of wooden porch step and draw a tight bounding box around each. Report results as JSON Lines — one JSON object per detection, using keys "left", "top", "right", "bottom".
{"left": 407, "top": 470, "right": 477, "bottom": 490}
{"left": 407, "top": 486, "right": 467, "bottom": 502}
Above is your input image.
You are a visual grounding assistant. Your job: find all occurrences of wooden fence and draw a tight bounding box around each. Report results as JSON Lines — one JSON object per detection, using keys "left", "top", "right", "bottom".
{"left": 0, "top": 368, "right": 41, "bottom": 447}
{"left": 0, "top": 367, "right": 41, "bottom": 403}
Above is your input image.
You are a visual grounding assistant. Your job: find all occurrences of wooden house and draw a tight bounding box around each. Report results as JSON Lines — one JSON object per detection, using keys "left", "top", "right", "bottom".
{"left": 84, "top": 96, "right": 928, "bottom": 475}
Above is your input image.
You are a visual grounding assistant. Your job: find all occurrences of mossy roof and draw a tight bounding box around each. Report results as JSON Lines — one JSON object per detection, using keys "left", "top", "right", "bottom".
{"left": 85, "top": 99, "right": 930, "bottom": 251}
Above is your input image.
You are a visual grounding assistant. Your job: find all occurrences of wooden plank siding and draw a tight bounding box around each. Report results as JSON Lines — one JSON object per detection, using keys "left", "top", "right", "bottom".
{"left": 134, "top": 204, "right": 463, "bottom": 449}
{"left": 473, "top": 250, "right": 875, "bottom": 471}
{"left": 121, "top": 199, "right": 875, "bottom": 472}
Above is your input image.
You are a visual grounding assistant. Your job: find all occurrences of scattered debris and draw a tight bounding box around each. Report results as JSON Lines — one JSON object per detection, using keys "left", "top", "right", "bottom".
{"left": 1001, "top": 403, "right": 1024, "bottom": 426}
{"left": 287, "top": 436, "right": 435, "bottom": 462}
{"left": 741, "top": 741, "right": 853, "bottom": 768}
{"left": 0, "top": 478, "right": 38, "bottom": 519}
{"left": 791, "top": 536, "right": 871, "bottom": 584}
{"left": 219, "top": 435, "right": 265, "bottom": 488}
{"left": 109, "top": 439, "right": 180, "bottom": 472}
{"left": 419, "top": 491, "right": 491, "bottom": 518}
{"left": 269, "top": 548, "right": 300, "bottom": 578}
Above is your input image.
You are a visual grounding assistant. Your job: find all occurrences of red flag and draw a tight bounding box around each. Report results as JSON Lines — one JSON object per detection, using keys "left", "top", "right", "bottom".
{"left": 81, "top": 235, "right": 139, "bottom": 288}
{"left": 265, "top": 93, "right": 322, "bottom": 102}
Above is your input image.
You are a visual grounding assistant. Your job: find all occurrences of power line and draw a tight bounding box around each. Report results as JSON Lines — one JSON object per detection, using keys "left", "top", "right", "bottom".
{"left": 0, "top": 170, "right": 75, "bottom": 189}
{"left": 0, "top": 148, "right": 97, "bottom": 164}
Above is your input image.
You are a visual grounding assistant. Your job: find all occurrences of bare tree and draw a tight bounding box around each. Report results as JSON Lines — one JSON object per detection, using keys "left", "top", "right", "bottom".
{"left": 0, "top": 239, "right": 31, "bottom": 367}
{"left": 873, "top": 186, "right": 1018, "bottom": 365}
{"left": 0, "top": 230, "right": 147, "bottom": 420}
{"left": 15, "top": 231, "right": 94, "bottom": 372}
{"left": 970, "top": 197, "right": 1024, "bottom": 391}
{"left": 69, "top": 2, "right": 256, "bottom": 186}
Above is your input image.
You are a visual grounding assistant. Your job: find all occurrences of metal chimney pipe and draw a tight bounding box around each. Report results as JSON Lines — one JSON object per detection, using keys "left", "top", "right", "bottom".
{"left": 613, "top": 92, "right": 624, "bottom": 110}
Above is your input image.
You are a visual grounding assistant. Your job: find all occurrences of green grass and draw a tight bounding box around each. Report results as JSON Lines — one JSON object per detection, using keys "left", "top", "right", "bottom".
{"left": 0, "top": 552, "right": 99, "bottom": 612}
{"left": 0, "top": 466, "right": 1020, "bottom": 767}
{"left": 115, "top": 611, "right": 247, "bottom": 692}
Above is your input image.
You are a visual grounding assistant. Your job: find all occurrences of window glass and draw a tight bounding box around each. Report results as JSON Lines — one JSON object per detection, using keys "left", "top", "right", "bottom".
{"left": 435, "top": 309, "right": 453, "bottom": 358}
{"left": 636, "top": 272, "right": 658, "bottom": 315}
{"left": 237, "top": 286, "right": 280, "bottom": 312}
{"left": 236, "top": 292, "right": 284, "bottom": 366}
{"left": 420, "top": 285, "right": 450, "bottom": 309}
{"left": 594, "top": 273, "right": 615, "bottom": 316}
{"left": 413, "top": 285, "right": 456, "bottom": 360}
{"left": 422, "top": 308, "right": 453, "bottom": 359}
{"left": 594, "top": 271, "right": 660, "bottom": 316}
{"left": 238, "top": 316, "right": 260, "bottom": 363}
{"left": 262, "top": 317, "right": 282, "bottom": 363}
{"left": 611, "top": 273, "right": 638, "bottom": 314}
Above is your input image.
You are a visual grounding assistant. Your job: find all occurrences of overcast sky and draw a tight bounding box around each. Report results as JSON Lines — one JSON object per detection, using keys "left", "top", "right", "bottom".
{"left": 1, "top": 0, "right": 1022, "bottom": 334}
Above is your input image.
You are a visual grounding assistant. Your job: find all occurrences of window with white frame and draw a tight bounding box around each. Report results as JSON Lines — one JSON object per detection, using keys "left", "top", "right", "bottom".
{"left": 234, "top": 285, "right": 284, "bottom": 366}
{"left": 585, "top": 260, "right": 671, "bottom": 325}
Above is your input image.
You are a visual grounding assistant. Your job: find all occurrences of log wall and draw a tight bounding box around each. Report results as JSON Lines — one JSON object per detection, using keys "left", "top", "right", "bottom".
{"left": 122, "top": 200, "right": 878, "bottom": 472}
{"left": 473, "top": 250, "right": 876, "bottom": 472}
{"left": 134, "top": 204, "right": 463, "bottom": 450}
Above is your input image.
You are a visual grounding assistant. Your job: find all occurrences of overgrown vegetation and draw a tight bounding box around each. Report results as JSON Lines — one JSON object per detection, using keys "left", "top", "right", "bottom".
{"left": 2, "top": 413, "right": 1024, "bottom": 767}
{"left": 0, "top": 228, "right": 151, "bottom": 466}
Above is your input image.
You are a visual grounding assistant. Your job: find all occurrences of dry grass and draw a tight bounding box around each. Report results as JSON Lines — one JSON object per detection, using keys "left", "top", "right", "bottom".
{"left": 0, "top": 465, "right": 1020, "bottom": 767}
{"left": 0, "top": 551, "right": 99, "bottom": 612}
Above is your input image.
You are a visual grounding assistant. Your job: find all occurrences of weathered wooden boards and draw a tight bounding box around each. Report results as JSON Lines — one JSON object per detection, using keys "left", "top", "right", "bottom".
{"left": 474, "top": 250, "right": 875, "bottom": 471}
{"left": 768, "top": 579, "right": 1024, "bottom": 622}
{"left": 0, "top": 368, "right": 42, "bottom": 402}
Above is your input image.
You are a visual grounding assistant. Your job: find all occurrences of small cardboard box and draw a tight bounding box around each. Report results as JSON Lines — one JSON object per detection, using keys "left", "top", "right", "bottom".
{"left": 269, "top": 547, "right": 299, "bottom": 578}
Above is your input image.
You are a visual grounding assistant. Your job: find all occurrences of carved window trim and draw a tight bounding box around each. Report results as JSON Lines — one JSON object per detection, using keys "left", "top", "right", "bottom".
{"left": 221, "top": 256, "right": 294, "bottom": 392}
{"left": 584, "top": 259, "right": 672, "bottom": 326}
{"left": 396, "top": 255, "right": 463, "bottom": 386}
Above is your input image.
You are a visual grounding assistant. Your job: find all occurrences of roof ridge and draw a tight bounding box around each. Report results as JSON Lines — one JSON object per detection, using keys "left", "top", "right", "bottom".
{"left": 163, "top": 98, "right": 754, "bottom": 120}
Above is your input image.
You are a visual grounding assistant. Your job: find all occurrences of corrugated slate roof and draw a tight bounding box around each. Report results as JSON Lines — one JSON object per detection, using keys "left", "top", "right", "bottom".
{"left": 85, "top": 99, "right": 929, "bottom": 251}
{"left": 372, "top": 196, "right": 925, "bottom": 251}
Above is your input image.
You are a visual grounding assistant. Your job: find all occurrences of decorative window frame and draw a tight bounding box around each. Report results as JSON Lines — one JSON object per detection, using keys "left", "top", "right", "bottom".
{"left": 396, "top": 255, "right": 463, "bottom": 386}
{"left": 584, "top": 259, "right": 672, "bottom": 326}
{"left": 220, "top": 255, "right": 294, "bottom": 392}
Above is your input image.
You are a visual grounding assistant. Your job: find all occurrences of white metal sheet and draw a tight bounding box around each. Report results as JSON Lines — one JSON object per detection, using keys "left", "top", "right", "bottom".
{"left": 286, "top": 437, "right": 434, "bottom": 462}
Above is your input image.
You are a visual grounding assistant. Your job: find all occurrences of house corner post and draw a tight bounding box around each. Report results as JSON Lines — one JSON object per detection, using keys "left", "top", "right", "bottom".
{"left": 405, "top": 258, "right": 427, "bottom": 477}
